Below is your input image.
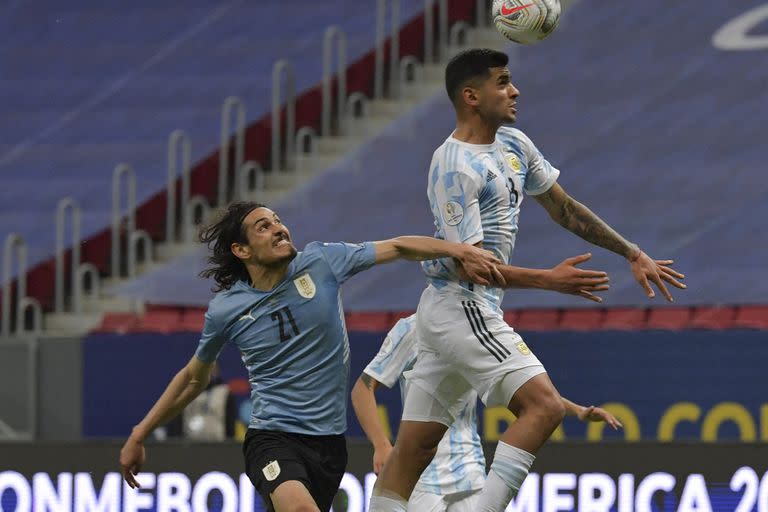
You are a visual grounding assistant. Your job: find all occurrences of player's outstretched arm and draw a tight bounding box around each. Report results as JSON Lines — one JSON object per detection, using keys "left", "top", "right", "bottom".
{"left": 351, "top": 373, "right": 393, "bottom": 475}
{"left": 373, "top": 236, "right": 505, "bottom": 286}
{"left": 534, "top": 183, "right": 686, "bottom": 301}
{"left": 119, "top": 356, "right": 214, "bottom": 488}
{"left": 562, "top": 397, "right": 623, "bottom": 431}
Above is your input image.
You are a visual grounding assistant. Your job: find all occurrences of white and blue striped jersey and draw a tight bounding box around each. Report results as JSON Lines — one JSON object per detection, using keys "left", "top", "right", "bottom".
{"left": 196, "top": 241, "right": 376, "bottom": 435}
{"left": 364, "top": 315, "right": 486, "bottom": 495}
{"left": 422, "top": 126, "right": 560, "bottom": 310}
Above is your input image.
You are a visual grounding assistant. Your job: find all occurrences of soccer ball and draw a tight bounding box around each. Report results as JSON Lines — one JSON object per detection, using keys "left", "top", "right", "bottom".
{"left": 492, "top": 0, "right": 561, "bottom": 45}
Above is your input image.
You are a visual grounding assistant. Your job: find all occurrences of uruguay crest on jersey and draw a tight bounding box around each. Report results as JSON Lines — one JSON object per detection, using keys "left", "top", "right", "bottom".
{"left": 293, "top": 273, "right": 316, "bottom": 299}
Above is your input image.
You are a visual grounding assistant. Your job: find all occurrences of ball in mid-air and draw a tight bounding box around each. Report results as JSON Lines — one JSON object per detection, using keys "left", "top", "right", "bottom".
{"left": 492, "top": 0, "right": 561, "bottom": 45}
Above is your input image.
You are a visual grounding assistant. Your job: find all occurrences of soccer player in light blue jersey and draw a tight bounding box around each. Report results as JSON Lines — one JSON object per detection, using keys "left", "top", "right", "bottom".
{"left": 370, "top": 49, "right": 686, "bottom": 512}
{"left": 119, "top": 201, "right": 507, "bottom": 512}
{"left": 352, "top": 314, "right": 621, "bottom": 512}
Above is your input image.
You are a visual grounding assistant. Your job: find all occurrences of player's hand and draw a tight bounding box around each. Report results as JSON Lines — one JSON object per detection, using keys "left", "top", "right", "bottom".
{"left": 454, "top": 244, "right": 505, "bottom": 287}
{"left": 543, "top": 253, "right": 610, "bottom": 303}
{"left": 628, "top": 251, "right": 686, "bottom": 302}
{"left": 373, "top": 443, "right": 393, "bottom": 475}
{"left": 577, "top": 406, "right": 623, "bottom": 431}
{"left": 120, "top": 436, "right": 146, "bottom": 489}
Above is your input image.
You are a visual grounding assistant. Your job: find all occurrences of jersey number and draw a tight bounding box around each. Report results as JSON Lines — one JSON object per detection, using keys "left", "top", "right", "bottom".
{"left": 507, "top": 177, "right": 519, "bottom": 206}
{"left": 271, "top": 306, "right": 300, "bottom": 342}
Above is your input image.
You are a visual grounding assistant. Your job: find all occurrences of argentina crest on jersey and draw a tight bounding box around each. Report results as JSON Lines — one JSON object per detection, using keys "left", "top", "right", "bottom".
{"left": 293, "top": 273, "right": 316, "bottom": 299}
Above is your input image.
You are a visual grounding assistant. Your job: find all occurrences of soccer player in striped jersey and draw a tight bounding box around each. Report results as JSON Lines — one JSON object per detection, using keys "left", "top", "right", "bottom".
{"left": 369, "top": 49, "right": 686, "bottom": 512}
{"left": 353, "top": 314, "right": 621, "bottom": 512}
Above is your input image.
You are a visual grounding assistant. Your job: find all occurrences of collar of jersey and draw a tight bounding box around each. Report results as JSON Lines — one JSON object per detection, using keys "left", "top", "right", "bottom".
{"left": 448, "top": 135, "right": 498, "bottom": 151}
{"left": 239, "top": 257, "right": 298, "bottom": 293}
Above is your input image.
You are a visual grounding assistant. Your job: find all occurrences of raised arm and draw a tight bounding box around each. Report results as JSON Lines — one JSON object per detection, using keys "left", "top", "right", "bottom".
{"left": 373, "top": 236, "right": 505, "bottom": 286}
{"left": 119, "top": 356, "right": 214, "bottom": 488}
{"left": 351, "top": 373, "right": 393, "bottom": 474}
{"left": 535, "top": 183, "right": 686, "bottom": 301}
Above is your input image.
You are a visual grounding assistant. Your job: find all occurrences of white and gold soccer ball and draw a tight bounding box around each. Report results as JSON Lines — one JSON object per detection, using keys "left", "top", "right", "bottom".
{"left": 492, "top": 0, "right": 561, "bottom": 45}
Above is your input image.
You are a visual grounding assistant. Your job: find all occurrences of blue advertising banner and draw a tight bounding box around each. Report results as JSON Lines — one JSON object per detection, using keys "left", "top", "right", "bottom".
{"left": 83, "top": 329, "right": 768, "bottom": 442}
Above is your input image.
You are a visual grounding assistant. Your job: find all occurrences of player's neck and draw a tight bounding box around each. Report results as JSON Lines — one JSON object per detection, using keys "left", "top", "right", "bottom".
{"left": 247, "top": 261, "right": 290, "bottom": 291}
{"left": 453, "top": 119, "right": 499, "bottom": 145}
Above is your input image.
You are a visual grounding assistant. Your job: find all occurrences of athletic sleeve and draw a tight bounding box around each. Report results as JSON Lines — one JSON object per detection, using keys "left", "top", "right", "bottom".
{"left": 194, "top": 309, "right": 227, "bottom": 363}
{"left": 431, "top": 163, "right": 484, "bottom": 245}
{"left": 314, "top": 241, "right": 377, "bottom": 284}
{"left": 520, "top": 132, "right": 560, "bottom": 196}
{"left": 363, "top": 316, "right": 418, "bottom": 388}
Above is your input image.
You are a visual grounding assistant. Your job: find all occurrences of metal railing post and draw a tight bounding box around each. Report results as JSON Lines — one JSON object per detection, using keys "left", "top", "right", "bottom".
{"left": 322, "top": 26, "right": 348, "bottom": 137}
{"left": 272, "top": 60, "right": 296, "bottom": 172}
{"left": 424, "top": 0, "right": 448, "bottom": 63}
{"left": 237, "top": 161, "right": 265, "bottom": 201}
{"left": 166, "top": 130, "right": 192, "bottom": 244}
{"left": 111, "top": 163, "right": 136, "bottom": 280}
{"left": 54, "top": 198, "right": 81, "bottom": 314}
{"left": 218, "top": 96, "right": 246, "bottom": 206}
{"left": 2, "top": 233, "right": 27, "bottom": 338}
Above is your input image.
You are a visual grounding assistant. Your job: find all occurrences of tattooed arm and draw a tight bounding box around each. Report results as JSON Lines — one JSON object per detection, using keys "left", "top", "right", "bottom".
{"left": 351, "top": 373, "right": 392, "bottom": 474}
{"left": 535, "top": 183, "right": 686, "bottom": 301}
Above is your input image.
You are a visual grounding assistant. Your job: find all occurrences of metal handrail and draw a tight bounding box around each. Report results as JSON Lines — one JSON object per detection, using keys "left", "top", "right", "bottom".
{"left": 2, "top": 233, "right": 26, "bottom": 338}
{"left": 424, "top": 0, "right": 449, "bottom": 64}
{"left": 166, "top": 130, "right": 192, "bottom": 244}
{"left": 375, "top": 0, "right": 402, "bottom": 99}
{"left": 111, "top": 163, "right": 136, "bottom": 280}
{"left": 449, "top": 21, "right": 472, "bottom": 51}
{"left": 399, "top": 56, "right": 424, "bottom": 91}
{"left": 218, "top": 96, "right": 246, "bottom": 206}
{"left": 322, "top": 26, "right": 348, "bottom": 137}
{"left": 237, "top": 161, "right": 265, "bottom": 201}
{"left": 127, "top": 230, "right": 153, "bottom": 279}
{"left": 17, "top": 297, "right": 42, "bottom": 338}
{"left": 54, "top": 197, "right": 81, "bottom": 314}
{"left": 271, "top": 60, "right": 296, "bottom": 172}
{"left": 186, "top": 197, "right": 211, "bottom": 240}
{"left": 476, "top": 0, "right": 490, "bottom": 27}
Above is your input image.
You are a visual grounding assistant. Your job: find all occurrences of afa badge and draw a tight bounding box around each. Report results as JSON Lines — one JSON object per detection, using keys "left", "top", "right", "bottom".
{"left": 293, "top": 273, "right": 316, "bottom": 299}
{"left": 515, "top": 341, "right": 531, "bottom": 355}
{"left": 507, "top": 153, "right": 522, "bottom": 173}
{"left": 262, "top": 460, "right": 281, "bottom": 481}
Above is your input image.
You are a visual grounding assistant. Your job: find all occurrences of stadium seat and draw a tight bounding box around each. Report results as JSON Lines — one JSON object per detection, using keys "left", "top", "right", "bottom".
{"left": 390, "top": 311, "right": 416, "bottom": 324}
{"left": 560, "top": 309, "right": 604, "bottom": 331}
{"left": 179, "top": 308, "right": 206, "bottom": 332}
{"left": 733, "top": 306, "right": 768, "bottom": 329}
{"left": 133, "top": 309, "right": 183, "bottom": 333}
{"left": 646, "top": 308, "right": 693, "bottom": 330}
{"left": 603, "top": 308, "right": 648, "bottom": 330}
{"left": 515, "top": 309, "right": 561, "bottom": 332}
{"left": 97, "top": 313, "right": 139, "bottom": 334}
{"left": 503, "top": 310, "right": 519, "bottom": 327}
{"left": 345, "top": 312, "right": 392, "bottom": 332}
{"left": 690, "top": 306, "right": 736, "bottom": 329}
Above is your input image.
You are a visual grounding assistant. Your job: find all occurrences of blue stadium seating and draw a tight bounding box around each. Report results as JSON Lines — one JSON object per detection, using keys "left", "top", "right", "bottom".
{"left": 111, "top": 0, "right": 768, "bottom": 309}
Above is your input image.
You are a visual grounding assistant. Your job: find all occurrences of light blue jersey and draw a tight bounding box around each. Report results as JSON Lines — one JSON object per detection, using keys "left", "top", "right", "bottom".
{"left": 364, "top": 315, "right": 486, "bottom": 495}
{"left": 422, "top": 127, "right": 560, "bottom": 309}
{"left": 196, "top": 241, "right": 376, "bottom": 435}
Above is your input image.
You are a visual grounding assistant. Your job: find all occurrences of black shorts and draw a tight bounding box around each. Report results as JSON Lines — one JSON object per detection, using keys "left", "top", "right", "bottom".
{"left": 242, "top": 428, "right": 347, "bottom": 512}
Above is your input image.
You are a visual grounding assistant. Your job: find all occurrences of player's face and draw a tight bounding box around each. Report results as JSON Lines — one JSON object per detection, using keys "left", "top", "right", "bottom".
{"left": 238, "top": 207, "right": 297, "bottom": 265}
{"left": 478, "top": 67, "right": 519, "bottom": 124}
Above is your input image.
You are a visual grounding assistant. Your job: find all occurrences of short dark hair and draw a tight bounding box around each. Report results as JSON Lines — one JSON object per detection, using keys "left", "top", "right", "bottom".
{"left": 199, "top": 201, "right": 266, "bottom": 291}
{"left": 445, "top": 48, "right": 509, "bottom": 105}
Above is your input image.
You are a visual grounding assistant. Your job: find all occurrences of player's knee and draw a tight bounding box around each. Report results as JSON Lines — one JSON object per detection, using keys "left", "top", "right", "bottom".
{"left": 536, "top": 392, "right": 566, "bottom": 430}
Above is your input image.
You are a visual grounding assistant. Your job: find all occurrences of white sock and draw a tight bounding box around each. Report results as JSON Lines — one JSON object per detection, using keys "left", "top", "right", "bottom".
{"left": 476, "top": 441, "right": 536, "bottom": 511}
{"left": 369, "top": 494, "right": 408, "bottom": 512}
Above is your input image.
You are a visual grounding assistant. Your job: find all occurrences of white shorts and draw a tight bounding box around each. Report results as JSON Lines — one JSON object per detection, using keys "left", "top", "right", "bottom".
{"left": 403, "top": 286, "right": 546, "bottom": 422}
{"left": 408, "top": 489, "right": 481, "bottom": 512}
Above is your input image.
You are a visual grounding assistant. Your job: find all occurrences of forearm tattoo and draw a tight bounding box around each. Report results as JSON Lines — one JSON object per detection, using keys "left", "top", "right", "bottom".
{"left": 360, "top": 373, "right": 376, "bottom": 390}
{"left": 558, "top": 196, "right": 638, "bottom": 258}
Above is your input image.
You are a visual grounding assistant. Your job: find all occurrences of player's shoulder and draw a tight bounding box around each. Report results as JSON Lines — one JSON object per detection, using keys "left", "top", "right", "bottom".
{"left": 497, "top": 125, "right": 535, "bottom": 151}
{"left": 431, "top": 138, "right": 483, "bottom": 180}
{"left": 206, "top": 281, "right": 250, "bottom": 322}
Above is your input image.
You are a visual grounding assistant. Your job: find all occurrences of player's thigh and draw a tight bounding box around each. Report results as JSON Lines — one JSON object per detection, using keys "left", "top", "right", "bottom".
{"left": 444, "top": 490, "right": 481, "bottom": 512}
{"left": 408, "top": 489, "right": 448, "bottom": 512}
{"left": 300, "top": 433, "right": 348, "bottom": 512}
{"left": 505, "top": 371, "right": 562, "bottom": 417}
{"left": 270, "top": 480, "right": 320, "bottom": 512}
{"left": 242, "top": 429, "right": 316, "bottom": 511}
{"left": 449, "top": 299, "right": 547, "bottom": 407}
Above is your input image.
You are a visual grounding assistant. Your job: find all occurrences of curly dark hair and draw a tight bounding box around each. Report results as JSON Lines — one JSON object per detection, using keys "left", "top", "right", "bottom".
{"left": 199, "top": 201, "right": 266, "bottom": 291}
